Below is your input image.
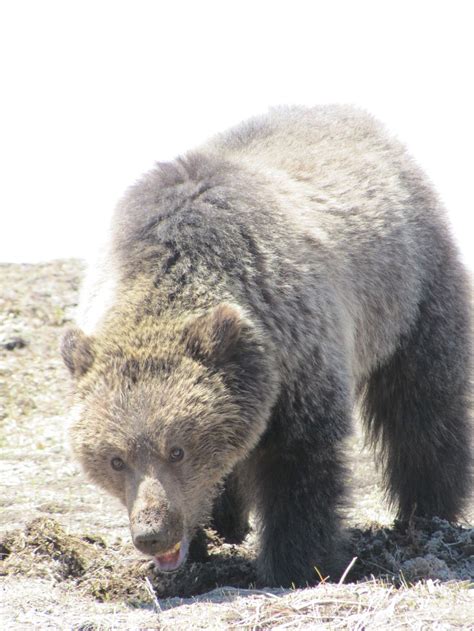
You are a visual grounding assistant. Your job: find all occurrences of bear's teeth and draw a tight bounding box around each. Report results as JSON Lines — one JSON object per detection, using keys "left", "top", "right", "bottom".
{"left": 160, "top": 542, "right": 180, "bottom": 556}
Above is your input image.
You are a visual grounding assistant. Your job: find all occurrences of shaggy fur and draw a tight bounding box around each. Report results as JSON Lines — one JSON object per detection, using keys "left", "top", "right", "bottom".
{"left": 62, "top": 105, "right": 471, "bottom": 587}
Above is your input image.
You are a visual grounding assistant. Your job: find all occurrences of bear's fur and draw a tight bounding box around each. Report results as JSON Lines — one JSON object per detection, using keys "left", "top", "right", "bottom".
{"left": 62, "top": 105, "right": 471, "bottom": 587}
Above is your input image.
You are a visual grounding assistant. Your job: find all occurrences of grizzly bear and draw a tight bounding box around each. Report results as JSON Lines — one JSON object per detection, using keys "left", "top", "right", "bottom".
{"left": 62, "top": 105, "right": 471, "bottom": 587}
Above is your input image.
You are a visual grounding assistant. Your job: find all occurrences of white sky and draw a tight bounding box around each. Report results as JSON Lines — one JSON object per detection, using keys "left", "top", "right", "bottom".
{"left": 0, "top": 0, "right": 472, "bottom": 269}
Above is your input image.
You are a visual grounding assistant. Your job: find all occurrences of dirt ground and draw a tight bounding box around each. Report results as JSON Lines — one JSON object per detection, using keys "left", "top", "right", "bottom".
{"left": 0, "top": 260, "right": 472, "bottom": 629}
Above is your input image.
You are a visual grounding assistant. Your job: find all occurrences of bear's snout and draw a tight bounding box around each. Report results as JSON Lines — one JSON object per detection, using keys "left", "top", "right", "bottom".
{"left": 133, "top": 528, "right": 178, "bottom": 555}
{"left": 131, "top": 508, "right": 184, "bottom": 556}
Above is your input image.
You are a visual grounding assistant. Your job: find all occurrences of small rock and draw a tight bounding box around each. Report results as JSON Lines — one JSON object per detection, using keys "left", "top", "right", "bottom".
{"left": 2, "top": 337, "right": 28, "bottom": 351}
{"left": 400, "top": 554, "right": 456, "bottom": 582}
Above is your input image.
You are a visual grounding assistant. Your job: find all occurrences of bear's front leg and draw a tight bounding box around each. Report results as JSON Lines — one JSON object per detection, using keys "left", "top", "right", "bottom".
{"left": 212, "top": 467, "right": 250, "bottom": 543}
{"left": 254, "top": 443, "right": 348, "bottom": 587}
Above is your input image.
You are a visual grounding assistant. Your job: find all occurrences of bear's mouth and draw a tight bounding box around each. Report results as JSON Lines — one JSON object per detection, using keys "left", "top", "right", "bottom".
{"left": 154, "top": 538, "right": 188, "bottom": 572}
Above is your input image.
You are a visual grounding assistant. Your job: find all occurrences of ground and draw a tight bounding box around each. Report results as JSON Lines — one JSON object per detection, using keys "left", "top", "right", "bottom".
{"left": 0, "top": 260, "right": 472, "bottom": 629}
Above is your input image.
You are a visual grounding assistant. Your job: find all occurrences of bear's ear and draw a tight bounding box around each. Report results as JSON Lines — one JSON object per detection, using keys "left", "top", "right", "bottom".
{"left": 61, "top": 328, "right": 95, "bottom": 378}
{"left": 183, "top": 303, "right": 245, "bottom": 362}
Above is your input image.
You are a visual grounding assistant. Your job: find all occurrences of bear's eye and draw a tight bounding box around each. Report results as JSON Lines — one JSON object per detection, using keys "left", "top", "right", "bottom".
{"left": 110, "top": 456, "right": 125, "bottom": 471}
{"left": 169, "top": 447, "right": 184, "bottom": 463}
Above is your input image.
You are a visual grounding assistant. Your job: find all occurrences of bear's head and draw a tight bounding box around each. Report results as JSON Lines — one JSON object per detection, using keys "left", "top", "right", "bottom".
{"left": 61, "top": 303, "right": 277, "bottom": 571}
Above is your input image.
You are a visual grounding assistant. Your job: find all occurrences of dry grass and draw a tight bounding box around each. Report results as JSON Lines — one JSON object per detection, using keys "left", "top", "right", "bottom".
{"left": 0, "top": 260, "right": 472, "bottom": 630}
{"left": 1, "top": 576, "right": 472, "bottom": 630}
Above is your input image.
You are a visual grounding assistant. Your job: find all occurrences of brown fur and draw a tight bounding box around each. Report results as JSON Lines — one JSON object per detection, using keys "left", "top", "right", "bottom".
{"left": 63, "top": 105, "right": 471, "bottom": 587}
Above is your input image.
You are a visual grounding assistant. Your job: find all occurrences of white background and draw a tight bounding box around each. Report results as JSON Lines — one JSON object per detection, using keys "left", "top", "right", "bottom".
{"left": 0, "top": 0, "right": 472, "bottom": 269}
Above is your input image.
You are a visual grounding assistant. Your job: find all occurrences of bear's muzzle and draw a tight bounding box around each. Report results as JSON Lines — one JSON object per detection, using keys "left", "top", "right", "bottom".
{"left": 131, "top": 507, "right": 183, "bottom": 556}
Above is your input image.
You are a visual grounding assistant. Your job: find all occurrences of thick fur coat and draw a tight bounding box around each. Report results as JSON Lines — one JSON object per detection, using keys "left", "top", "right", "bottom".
{"left": 63, "top": 106, "right": 471, "bottom": 586}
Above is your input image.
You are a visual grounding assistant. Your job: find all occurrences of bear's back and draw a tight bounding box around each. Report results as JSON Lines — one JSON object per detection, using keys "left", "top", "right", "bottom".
{"left": 206, "top": 105, "right": 412, "bottom": 211}
{"left": 204, "top": 106, "right": 451, "bottom": 377}
{"left": 79, "top": 107, "right": 455, "bottom": 380}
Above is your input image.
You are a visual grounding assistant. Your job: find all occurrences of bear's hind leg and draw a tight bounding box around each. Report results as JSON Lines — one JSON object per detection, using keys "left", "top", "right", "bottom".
{"left": 361, "top": 263, "right": 471, "bottom": 521}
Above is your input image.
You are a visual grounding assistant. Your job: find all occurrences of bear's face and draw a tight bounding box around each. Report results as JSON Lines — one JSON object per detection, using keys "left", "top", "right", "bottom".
{"left": 62, "top": 304, "right": 278, "bottom": 570}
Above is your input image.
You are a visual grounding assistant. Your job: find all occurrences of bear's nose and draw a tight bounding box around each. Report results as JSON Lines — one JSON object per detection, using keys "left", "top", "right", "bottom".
{"left": 130, "top": 508, "right": 183, "bottom": 555}
{"left": 133, "top": 528, "right": 182, "bottom": 555}
{"left": 133, "top": 531, "right": 163, "bottom": 554}
{"left": 132, "top": 523, "right": 183, "bottom": 556}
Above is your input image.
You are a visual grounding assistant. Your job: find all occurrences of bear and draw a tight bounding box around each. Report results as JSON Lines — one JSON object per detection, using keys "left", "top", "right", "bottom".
{"left": 62, "top": 105, "right": 471, "bottom": 587}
